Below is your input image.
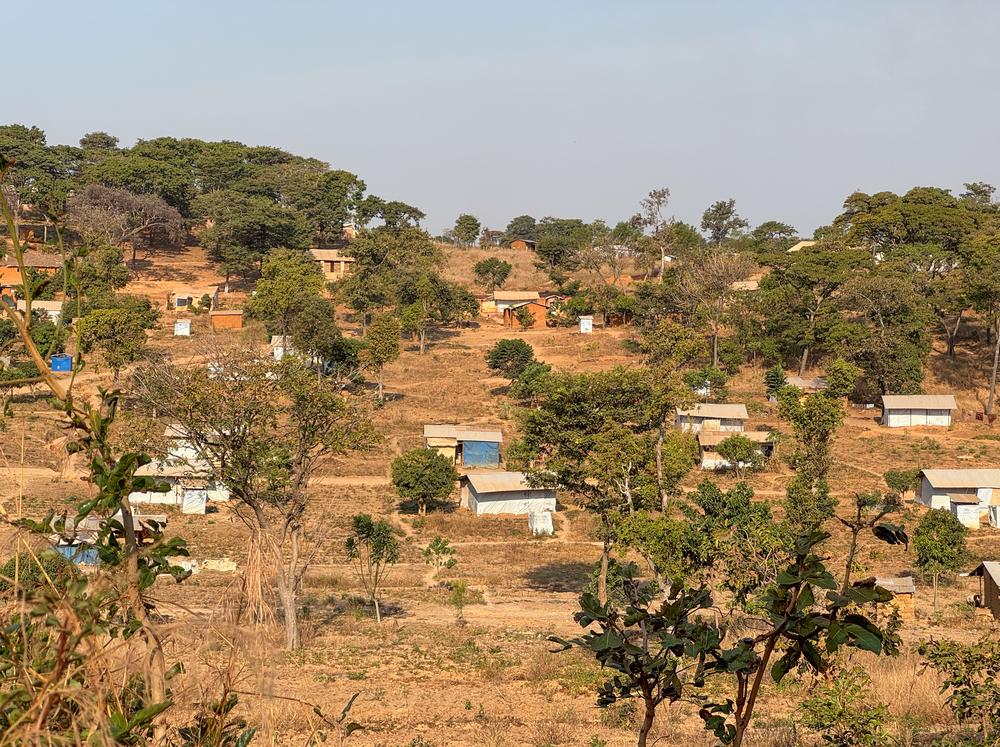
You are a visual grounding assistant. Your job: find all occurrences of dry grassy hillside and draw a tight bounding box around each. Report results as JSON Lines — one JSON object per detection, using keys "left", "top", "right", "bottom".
{"left": 438, "top": 244, "right": 554, "bottom": 291}
{"left": 2, "top": 244, "right": 1000, "bottom": 745}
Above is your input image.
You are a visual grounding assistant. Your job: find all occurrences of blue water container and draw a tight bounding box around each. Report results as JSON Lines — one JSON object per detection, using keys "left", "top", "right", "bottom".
{"left": 50, "top": 353, "right": 73, "bottom": 373}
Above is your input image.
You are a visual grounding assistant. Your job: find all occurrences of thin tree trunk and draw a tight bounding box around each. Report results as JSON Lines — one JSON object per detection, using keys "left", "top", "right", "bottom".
{"left": 419, "top": 330, "right": 426, "bottom": 354}
{"left": 933, "top": 572, "right": 939, "bottom": 612}
{"left": 637, "top": 691, "right": 655, "bottom": 747}
{"left": 374, "top": 596, "right": 382, "bottom": 623}
{"left": 655, "top": 419, "right": 668, "bottom": 510}
{"left": 712, "top": 323, "right": 719, "bottom": 368}
{"left": 598, "top": 535, "right": 610, "bottom": 606}
{"left": 987, "top": 317, "right": 1000, "bottom": 418}
{"left": 798, "top": 346, "right": 810, "bottom": 377}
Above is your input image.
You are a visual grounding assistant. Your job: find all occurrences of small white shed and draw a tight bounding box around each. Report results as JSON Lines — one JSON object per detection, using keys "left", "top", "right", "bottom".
{"left": 579, "top": 315, "right": 594, "bottom": 334}
{"left": 918, "top": 468, "right": 1000, "bottom": 529}
{"left": 881, "top": 395, "right": 957, "bottom": 428}
{"left": 675, "top": 403, "right": 749, "bottom": 434}
{"left": 459, "top": 471, "right": 556, "bottom": 516}
{"left": 174, "top": 319, "right": 191, "bottom": 336}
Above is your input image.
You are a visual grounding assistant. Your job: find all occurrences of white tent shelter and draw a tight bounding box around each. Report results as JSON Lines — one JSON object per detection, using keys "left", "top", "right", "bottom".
{"left": 881, "top": 395, "right": 957, "bottom": 428}
{"left": 460, "top": 471, "right": 556, "bottom": 516}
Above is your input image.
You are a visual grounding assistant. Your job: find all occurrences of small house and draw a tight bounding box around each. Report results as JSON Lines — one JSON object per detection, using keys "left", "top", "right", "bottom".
{"left": 503, "top": 299, "right": 549, "bottom": 330}
{"left": 697, "top": 430, "right": 774, "bottom": 470}
{"left": 1, "top": 251, "right": 63, "bottom": 291}
{"left": 53, "top": 510, "right": 166, "bottom": 564}
{"left": 310, "top": 248, "right": 355, "bottom": 280}
{"left": 459, "top": 471, "right": 556, "bottom": 516}
{"left": 969, "top": 562, "right": 1000, "bottom": 619}
{"left": 875, "top": 576, "right": 916, "bottom": 621}
{"left": 131, "top": 459, "right": 230, "bottom": 514}
{"left": 492, "top": 290, "right": 539, "bottom": 314}
{"left": 675, "top": 403, "right": 749, "bottom": 433}
{"left": 174, "top": 319, "right": 191, "bottom": 336}
{"left": 509, "top": 239, "right": 536, "bottom": 252}
{"left": 918, "top": 468, "right": 1000, "bottom": 528}
{"left": 15, "top": 299, "right": 62, "bottom": 322}
{"left": 424, "top": 424, "right": 503, "bottom": 467}
{"left": 209, "top": 309, "right": 243, "bottom": 331}
{"left": 579, "top": 315, "right": 594, "bottom": 334}
{"left": 881, "top": 394, "right": 957, "bottom": 428}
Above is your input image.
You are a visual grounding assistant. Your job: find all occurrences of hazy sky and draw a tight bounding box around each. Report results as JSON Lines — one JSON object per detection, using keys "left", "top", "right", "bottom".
{"left": 9, "top": 1, "right": 1000, "bottom": 236}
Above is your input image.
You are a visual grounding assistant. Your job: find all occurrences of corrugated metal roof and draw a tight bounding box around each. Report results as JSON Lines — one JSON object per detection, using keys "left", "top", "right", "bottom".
{"left": 876, "top": 576, "right": 916, "bottom": 594}
{"left": 970, "top": 562, "right": 1000, "bottom": 586}
{"left": 463, "top": 471, "right": 547, "bottom": 494}
{"left": 15, "top": 299, "right": 63, "bottom": 312}
{"left": 677, "top": 403, "right": 749, "bottom": 420}
{"left": 698, "top": 431, "right": 773, "bottom": 446}
{"left": 786, "top": 375, "right": 828, "bottom": 390}
{"left": 947, "top": 493, "right": 981, "bottom": 505}
{"left": 922, "top": 469, "right": 1000, "bottom": 489}
{"left": 882, "top": 394, "right": 957, "bottom": 410}
{"left": 424, "top": 424, "right": 502, "bottom": 443}
{"left": 134, "top": 459, "right": 213, "bottom": 478}
{"left": 4, "top": 250, "right": 64, "bottom": 269}
{"left": 493, "top": 291, "right": 540, "bottom": 302}
{"left": 209, "top": 309, "right": 243, "bottom": 316}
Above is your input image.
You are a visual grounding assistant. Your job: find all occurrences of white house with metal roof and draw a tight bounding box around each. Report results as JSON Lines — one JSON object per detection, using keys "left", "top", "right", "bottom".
{"left": 881, "top": 394, "right": 957, "bottom": 428}
{"left": 459, "top": 471, "right": 555, "bottom": 516}
{"left": 918, "top": 468, "right": 1000, "bottom": 528}
{"left": 675, "top": 403, "right": 749, "bottom": 433}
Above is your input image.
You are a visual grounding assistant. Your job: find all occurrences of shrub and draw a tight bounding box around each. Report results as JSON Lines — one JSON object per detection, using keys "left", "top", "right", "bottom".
{"left": 799, "top": 667, "right": 889, "bottom": 747}
{"left": 0, "top": 550, "right": 77, "bottom": 596}
{"left": 486, "top": 338, "right": 535, "bottom": 380}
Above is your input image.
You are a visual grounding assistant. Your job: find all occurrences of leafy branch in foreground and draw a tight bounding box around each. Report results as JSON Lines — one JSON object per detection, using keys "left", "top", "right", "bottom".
{"left": 551, "top": 531, "right": 892, "bottom": 747}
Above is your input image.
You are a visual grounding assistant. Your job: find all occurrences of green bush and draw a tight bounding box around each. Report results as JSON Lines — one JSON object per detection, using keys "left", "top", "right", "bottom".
{"left": 0, "top": 550, "right": 78, "bottom": 596}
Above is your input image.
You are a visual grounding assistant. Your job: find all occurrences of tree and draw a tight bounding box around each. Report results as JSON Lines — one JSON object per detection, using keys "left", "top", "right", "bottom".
{"left": 473, "top": 256, "right": 512, "bottom": 292}
{"left": 345, "top": 514, "right": 400, "bottom": 623}
{"left": 289, "top": 295, "right": 357, "bottom": 381}
{"left": 799, "top": 668, "right": 889, "bottom": 747}
{"left": 391, "top": 448, "right": 459, "bottom": 515}
{"left": 778, "top": 388, "right": 846, "bottom": 530}
{"left": 912, "top": 508, "right": 969, "bottom": 610}
{"left": 340, "top": 226, "right": 442, "bottom": 333}
{"left": 966, "top": 231, "right": 1000, "bottom": 416}
{"left": 515, "top": 305, "right": 535, "bottom": 330}
{"left": 361, "top": 313, "right": 401, "bottom": 401}
{"left": 920, "top": 636, "right": 1000, "bottom": 742}
{"left": 245, "top": 248, "right": 325, "bottom": 336}
{"left": 534, "top": 217, "right": 588, "bottom": 272}
{"left": 422, "top": 536, "right": 458, "bottom": 573}
{"left": 452, "top": 213, "right": 481, "bottom": 246}
{"left": 757, "top": 243, "right": 869, "bottom": 374}
{"left": 66, "top": 184, "right": 184, "bottom": 267}
{"left": 79, "top": 131, "right": 120, "bottom": 152}
{"left": 716, "top": 435, "right": 765, "bottom": 478}
{"left": 883, "top": 468, "right": 921, "bottom": 498}
{"left": 193, "top": 189, "right": 310, "bottom": 284}
{"left": 764, "top": 365, "right": 786, "bottom": 397}
{"left": 77, "top": 304, "right": 157, "bottom": 379}
{"left": 700, "top": 198, "right": 748, "bottom": 246}
{"left": 504, "top": 214, "right": 537, "bottom": 243}
{"left": 677, "top": 252, "right": 757, "bottom": 366}
{"left": 132, "top": 353, "right": 376, "bottom": 649}
{"left": 486, "top": 338, "right": 535, "bottom": 380}
{"left": 835, "top": 491, "right": 906, "bottom": 592}
{"left": 553, "top": 530, "right": 893, "bottom": 747}
{"left": 834, "top": 273, "right": 933, "bottom": 395}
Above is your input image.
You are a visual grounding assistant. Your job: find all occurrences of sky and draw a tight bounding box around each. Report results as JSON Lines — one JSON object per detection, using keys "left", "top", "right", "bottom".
{"left": 8, "top": 1, "right": 1000, "bottom": 236}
